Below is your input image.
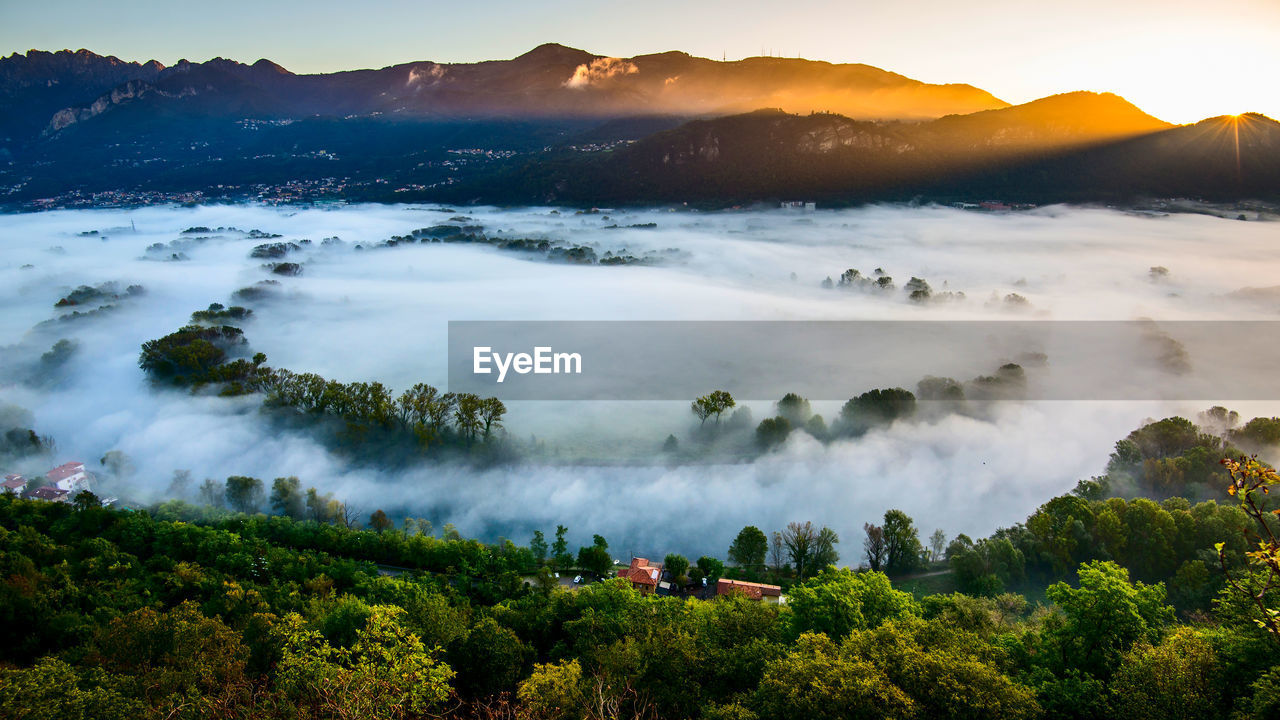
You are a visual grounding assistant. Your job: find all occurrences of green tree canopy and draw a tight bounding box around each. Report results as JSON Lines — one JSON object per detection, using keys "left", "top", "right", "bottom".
{"left": 787, "top": 568, "right": 919, "bottom": 639}
{"left": 1044, "top": 560, "right": 1174, "bottom": 679}
{"left": 224, "top": 476, "right": 264, "bottom": 514}
{"left": 882, "top": 509, "right": 924, "bottom": 575}
{"left": 729, "top": 525, "right": 769, "bottom": 569}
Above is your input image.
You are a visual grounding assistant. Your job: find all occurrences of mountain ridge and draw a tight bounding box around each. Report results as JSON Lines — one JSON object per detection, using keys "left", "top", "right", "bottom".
{"left": 1, "top": 44, "right": 1011, "bottom": 140}
{"left": 3, "top": 46, "right": 1276, "bottom": 206}
{"left": 433, "top": 103, "right": 1280, "bottom": 206}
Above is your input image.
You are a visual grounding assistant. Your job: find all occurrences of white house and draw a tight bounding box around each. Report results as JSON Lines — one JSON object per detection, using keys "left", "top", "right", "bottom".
{"left": 46, "top": 462, "right": 90, "bottom": 493}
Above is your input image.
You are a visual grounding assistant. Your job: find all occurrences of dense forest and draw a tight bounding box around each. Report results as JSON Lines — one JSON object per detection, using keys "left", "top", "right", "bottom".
{"left": 0, "top": 432, "right": 1276, "bottom": 720}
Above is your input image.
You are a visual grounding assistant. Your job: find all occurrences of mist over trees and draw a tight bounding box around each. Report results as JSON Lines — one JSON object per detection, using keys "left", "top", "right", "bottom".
{"left": 135, "top": 311, "right": 510, "bottom": 464}
{"left": 1, "top": 430, "right": 1275, "bottom": 720}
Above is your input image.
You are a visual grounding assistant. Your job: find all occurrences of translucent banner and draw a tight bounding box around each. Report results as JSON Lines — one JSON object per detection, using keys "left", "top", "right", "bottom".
{"left": 447, "top": 320, "right": 1280, "bottom": 401}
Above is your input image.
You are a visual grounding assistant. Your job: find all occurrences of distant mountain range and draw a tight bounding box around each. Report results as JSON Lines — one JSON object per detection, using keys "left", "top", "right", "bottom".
{"left": 1, "top": 45, "right": 1277, "bottom": 206}
{"left": 0, "top": 45, "right": 1006, "bottom": 140}
{"left": 462, "top": 105, "right": 1278, "bottom": 206}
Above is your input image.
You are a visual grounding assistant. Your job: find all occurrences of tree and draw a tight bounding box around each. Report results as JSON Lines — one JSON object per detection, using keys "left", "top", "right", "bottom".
{"left": 692, "top": 390, "right": 736, "bottom": 427}
{"left": 917, "top": 376, "right": 964, "bottom": 402}
{"left": 882, "top": 509, "right": 924, "bottom": 575}
{"left": 199, "top": 477, "right": 224, "bottom": 508}
{"left": 224, "top": 476, "right": 264, "bottom": 514}
{"left": 395, "top": 382, "right": 439, "bottom": 427}
{"left": 138, "top": 325, "right": 244, "bottom": 382}
{"left": 479, "top": 397, "right": 507, "bottom": 439}
{"left": 0, "top": 656, "right": 144, "bottom": 720}
{"left": 782, "top": 522, "right": 838, "bottom": 581}
{"left": 270, "top": 476, "right": 304, "bottom": 519}
{"left": 1231, "top": 417, "right": 1280, "bottom": 450}
{"left": 840, "top": 388, "right": 916, "bottom": 434}
{"left": 577, "top": 544, "right": 612, "bottom": 577}
{"left": 336, "top": 502, "right": 359, "bottom": 529}
{"left": 369, "top": 509, "right": 394, "bottom": 533}
{"left": 782, "top": 522, "right": 816, "bottom": 580}
{"left": 756, "top": 416, "right": 792, "bottom": 449}
{"left": 729, "top": 526, "right": 769, "bottom": 569}
{"left": 552, "top": 525, "right": 571, "bottom": 570}
{"left": 754, "top": 633, "right": 913, "bottom": 720}
{"left": 1045, "top": 560, "right": 1174, "bottom": 679}
{"left": 863, "top": 523, "right": 886, "bottom": 572}
{"left": 71, "top": 490, "right": 100, "bottom": 512}
{"left": 949, "top": 537, "right": 1025, "bottom": 596}
{"left": 788, "top": 569, "right": 919, "bottom": 639}
{"left": 697, "top": 556, "right": 725, "bottom": 581}
{"left": 805, "top": 414, "right": 828, "bottom": 439}
{"left": 166, "top": 469, "right": 193, "bottom": 499}
{"left": 518, "top": 659, "right": 586, "bottom": 720}
{"left": 813, "top": 527, "right": 840, "bottom": 572}
{"left": 450, "top": 617, "right": 530, "bottom": 697}
{"left": 454, "top": 393, "right": 483, "bottom": 441}
{"left": 1217, "top": 457, "right": 1280, "bottom": 639}
{"left": 530, "top": 530, "right": 548, "bottom": 566}
{"left": 838, "top": 618, "right": 1039, "bottom": 720}
{"left": 275, "top": 606, "right": 454, "bottom": 719}
{"left": 665, "top": 554, "right": 690, "bottom": 584}
{"left": 306, "top": 487, "right": 340, "bottom": 523}
{"left": 1109, "top": 627, "right": 1226, "bottom": 720}
{"left": 1245, "top": 667, "right": 1280, "bottom": 720}
{"left": 770, "top": 531, "right": 785, "bottom": 571}
{"left": 426, "top": 391, "right": 457, "bottom": 436}
{"left": 776, "top": 393, "right": 812, "bottom": 425}
{"left": 87, "top": 602, "right": 252, "bottom": 710}
{"left": 405, "top": 517, "right": 433, "bottom": 537}
{"left": 928, "top": 529, "right": 947, "bottom": 563}
{"left": 99, "top": 450, "right": 134, "bottom": 480}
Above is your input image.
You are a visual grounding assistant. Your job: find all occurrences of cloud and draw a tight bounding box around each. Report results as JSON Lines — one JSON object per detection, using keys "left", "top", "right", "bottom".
{"left": 564, "top": 57, "right": 639, "bottom": 89}
{"left": 1, "top": 203, "right": 1276, "bottom": 558}
{"left": 406, "top": 64, "right": 446, "bottom": 88}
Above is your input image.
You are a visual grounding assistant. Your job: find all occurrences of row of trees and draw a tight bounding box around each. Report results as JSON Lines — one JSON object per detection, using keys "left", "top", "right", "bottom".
{"left": 724, "top": 509, "right": 942, "bottom": 584}
{"left": 705, "top": 365, "right": 1032, "bottom": 451}
{"left": 138, "top": 317, "right": 508, "bottom": 452}
{"left": 263, "top": 372, "right": 506, "bottom": 444}
{"left": 693, "top": 387, "right": 926, "bottom": 452}
{"left": 935, "top": 479, "right": 1273, "bottom": 614}
{"left": 723, "top": 522, "right": 839, "bottom": 583}
{"left": 184, "top": 473, "right": 361, "bottom": 527}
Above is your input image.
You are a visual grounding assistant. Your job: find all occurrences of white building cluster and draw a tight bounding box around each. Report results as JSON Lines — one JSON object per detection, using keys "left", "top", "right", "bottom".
{"left": 1, "top": 461, "right": 94, "bottom": 503}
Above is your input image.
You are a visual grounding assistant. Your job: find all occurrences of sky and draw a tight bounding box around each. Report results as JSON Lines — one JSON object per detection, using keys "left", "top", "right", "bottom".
{"left": 1, "top": 0, "right": 1277, "bottom": 124}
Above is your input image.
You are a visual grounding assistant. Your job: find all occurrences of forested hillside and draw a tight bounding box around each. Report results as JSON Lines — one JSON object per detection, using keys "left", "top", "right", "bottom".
{"left": 0, "top": 449, "right": 1276, "bottom": 720}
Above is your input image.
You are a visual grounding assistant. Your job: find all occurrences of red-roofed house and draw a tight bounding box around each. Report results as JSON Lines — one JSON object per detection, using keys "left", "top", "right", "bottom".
{"left": 616, "top": 557, "right": 664, "bottom": 595}
{"left": 25, "top": 486, "right": 70, "bottom": 503}
{"left": 716, "top": 578, "right": 784, "bottom": 604}
{"left": 46, "top": 462, "right": 89, "bottom": 493}
{"left": 2, "top": 474, "right": 28, "bottom": 495}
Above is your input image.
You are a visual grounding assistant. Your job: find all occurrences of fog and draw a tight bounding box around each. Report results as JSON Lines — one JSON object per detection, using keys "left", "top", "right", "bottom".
{"left": 1, "top": 202, "right": 1277, "bottom": 559}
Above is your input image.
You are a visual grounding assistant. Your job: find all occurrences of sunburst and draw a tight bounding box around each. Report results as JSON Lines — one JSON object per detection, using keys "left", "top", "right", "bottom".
{"left": 1224, "top": 113, "right": 1262, "bottom": 184}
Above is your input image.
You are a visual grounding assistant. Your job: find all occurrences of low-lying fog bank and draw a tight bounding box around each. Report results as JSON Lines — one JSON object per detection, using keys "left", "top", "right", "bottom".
{"left": 1, "top": 202, "right": 1277, "bottom": 557}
